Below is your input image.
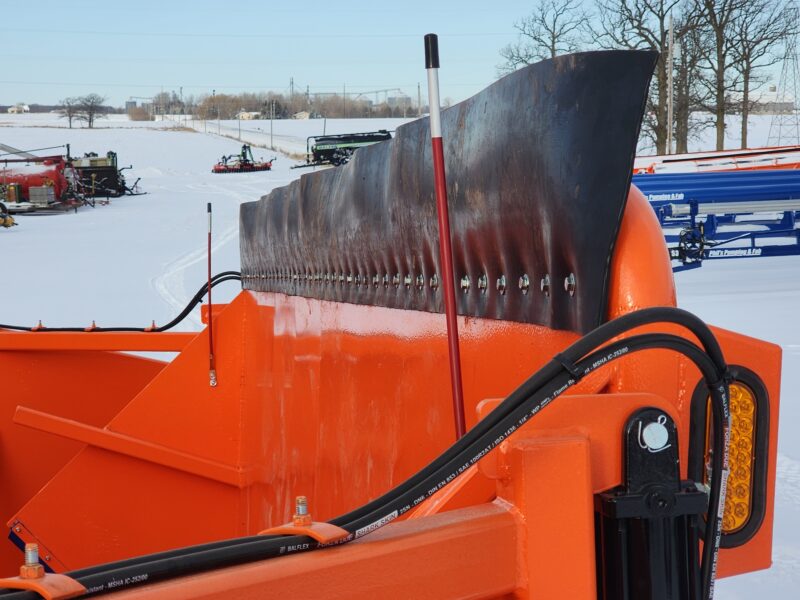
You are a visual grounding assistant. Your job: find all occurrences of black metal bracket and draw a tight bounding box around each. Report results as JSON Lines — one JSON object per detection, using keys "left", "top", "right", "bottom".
{"left": 595, "top": 407, "right": 707, "bottom": 600}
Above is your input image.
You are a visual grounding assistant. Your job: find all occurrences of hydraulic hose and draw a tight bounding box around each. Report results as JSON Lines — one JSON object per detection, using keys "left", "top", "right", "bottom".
{"left": 0, "top": 272, "right": 241, "bottom": 333}
{"left": 0, "top": 308, "right": 730, "bottom": 600}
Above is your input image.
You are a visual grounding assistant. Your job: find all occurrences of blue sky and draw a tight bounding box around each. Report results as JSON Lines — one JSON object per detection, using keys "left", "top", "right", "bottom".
{"left": 0, "top": 1, "right": 532, "bottom": 107}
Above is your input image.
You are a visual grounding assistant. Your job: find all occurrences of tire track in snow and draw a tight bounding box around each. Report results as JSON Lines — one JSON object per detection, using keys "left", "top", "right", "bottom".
{"left": 151, "top": 183, "right": 250, "bottom": 329}
{"left": 776, "top": 452, "right": 800, "bottom": 511}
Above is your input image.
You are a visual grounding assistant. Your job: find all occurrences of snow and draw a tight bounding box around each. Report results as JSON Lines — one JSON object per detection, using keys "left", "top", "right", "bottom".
{"left": 2, "top": 113, "right": 800, "bottom": 596}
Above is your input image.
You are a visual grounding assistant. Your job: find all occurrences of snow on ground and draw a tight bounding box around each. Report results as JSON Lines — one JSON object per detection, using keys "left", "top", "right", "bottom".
{"left": 1, "top": 114, "right": 411, "bottom": 330}
{"left": 2, "top": 113, "right": 800, "bottom": 597}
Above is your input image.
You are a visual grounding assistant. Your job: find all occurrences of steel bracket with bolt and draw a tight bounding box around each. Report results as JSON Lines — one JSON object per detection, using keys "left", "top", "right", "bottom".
{"left": 259, "top": 496, "right": 350, "bottom": 545}
{"left": 0, "top": 544, "right": 86, "bottom": 599}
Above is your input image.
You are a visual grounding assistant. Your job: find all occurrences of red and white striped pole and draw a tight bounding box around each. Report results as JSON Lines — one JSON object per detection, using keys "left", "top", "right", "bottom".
{"left": 425, "top": 33, "right": 466, "bottom": 439}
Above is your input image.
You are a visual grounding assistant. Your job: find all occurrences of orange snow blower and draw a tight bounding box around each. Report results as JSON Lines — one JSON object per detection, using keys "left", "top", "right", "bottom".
{"left": 0, "top": 49, "right": 781, "bottom": 600}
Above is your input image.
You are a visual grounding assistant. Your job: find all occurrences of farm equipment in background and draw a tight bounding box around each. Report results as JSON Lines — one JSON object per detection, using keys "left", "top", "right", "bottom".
{"left": 634, "top": 169, "right": 800, "bottom": 270}
{"left": 0, "top": 201, "right": 16, "bottom": 228}
{"left": 212, "top": 144, "right": 274, "bottom": 173}
{"left": 0, "top": 155, "right": 70, "bottom": 209}
{"left": 0, "top": 51, "right": 783, "bottom": 600}
{"left": 634, "top": 144, "right": 800, "bottom": 174}
{"left": 71, "top": 151, "right": 143, "bottom": 198}
{"left": 292, "top": 129, "right": 392, "bottom": 168}
{"left": 0, "top": 146, "right": 144, "bottom": 213}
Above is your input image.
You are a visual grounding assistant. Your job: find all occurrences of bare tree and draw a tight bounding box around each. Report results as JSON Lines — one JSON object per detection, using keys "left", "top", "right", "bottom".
{"left": 498, "top": 0, "right": 589, "bottom": 74}
{"left": 730, "top": 0, "right": 798, "bottom": 147}
{"left": 673, "top": 17, "right": 715, "bottom": 152}
{"left": 58, "top": 97, "right": 81, "bottom": 129}
{"left": 693, "top": 0, "right": 750, "bottom": 150}
{"left": 592, "top": 0, "right": 684, "bottom": 153}
{"left": 77, "top": 94, "right": 107, "bottom": 128}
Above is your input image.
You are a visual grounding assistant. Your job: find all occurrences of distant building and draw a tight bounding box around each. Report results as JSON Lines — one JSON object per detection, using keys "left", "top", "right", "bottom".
{"left": 752, "top": 100, "right": 795, "bottom": 115}
{"left": 734, "top": 90, "right": 796, "bottom": 114}
{"left": 125, "top": 101, "right": 137, "bottom": 113}
{"left": 387, "top": 94, "right": 412, "bottom": 110}
{"left": 7, "top": 104, "right": 30, "bottom": 114}
{"left": 236, "top": 111, "right": 261, "bottom": 120}
{"left": 292, "top": 111, "right": 311, "bottom": 120}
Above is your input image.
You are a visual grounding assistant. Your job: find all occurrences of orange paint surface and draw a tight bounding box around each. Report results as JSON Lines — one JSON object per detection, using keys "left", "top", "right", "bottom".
{"left": 0, "top": 188, "right": 782, "bottom": 597}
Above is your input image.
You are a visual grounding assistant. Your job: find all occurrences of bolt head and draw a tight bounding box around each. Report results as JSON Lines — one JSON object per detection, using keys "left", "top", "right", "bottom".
{"left": 564, "top": 273, "right": 576, "bottom": 296}
{"left": 20, "top": 564, "right": 44, "bottom": 579}
{"left": 540, "top": 274, "right": 551, "bottom": 297}
{"left": 460, "top": 275, "right": 471, "bottom": 292}
{"left": 496, "top": 275, "right": 506, "bottom": 294}
{"left": 293, "top": 513, "right": 313, "bottom": 527}
{"left": 429, "top": 274, "right": 439, "bottom": 290}
{"left": 518, "top": 274, "right": 530, "bottom": 294}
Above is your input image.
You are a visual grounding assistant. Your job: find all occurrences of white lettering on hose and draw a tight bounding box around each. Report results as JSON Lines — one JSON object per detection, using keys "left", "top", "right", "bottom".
{"left": 355, "top": 510, "right": 398, "bottom": 538}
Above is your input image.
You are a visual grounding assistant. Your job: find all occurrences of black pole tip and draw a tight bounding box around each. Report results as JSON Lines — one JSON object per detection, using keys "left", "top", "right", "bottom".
{"left": 207, "top": 202, "right": 212, "bottom": 212}
{"left": 424, "top": 34, "right": 440, "bottom": 69}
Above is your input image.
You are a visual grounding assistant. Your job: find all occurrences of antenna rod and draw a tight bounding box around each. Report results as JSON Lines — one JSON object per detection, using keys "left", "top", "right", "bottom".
{"left": 207, "top": 202, "right": 217, "bottom": 387}
{"left": 425, "top": 33, "right": 466, "bottom": 439}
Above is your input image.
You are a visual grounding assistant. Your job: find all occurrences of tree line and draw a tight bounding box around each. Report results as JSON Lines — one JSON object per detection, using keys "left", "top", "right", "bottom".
{"left": 141, "top": 90, "right": 419, "bottom": 121}
{"left": 499, "top": 0, "right": 799, "bottom": 152}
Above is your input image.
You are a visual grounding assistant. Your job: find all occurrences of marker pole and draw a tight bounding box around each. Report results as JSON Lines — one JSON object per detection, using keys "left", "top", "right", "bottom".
{"left": 425, "top": 33, "right": 466, "bottom": 439}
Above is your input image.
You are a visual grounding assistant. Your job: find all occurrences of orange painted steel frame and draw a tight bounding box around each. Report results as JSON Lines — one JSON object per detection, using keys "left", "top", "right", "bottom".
{"left": 0, "top": 188, "right": 781, "bottom": 597}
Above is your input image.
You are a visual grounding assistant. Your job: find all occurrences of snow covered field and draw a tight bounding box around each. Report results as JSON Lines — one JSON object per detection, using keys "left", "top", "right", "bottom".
{"left": 1, "top": 113, "right": 799, "bottom": 597}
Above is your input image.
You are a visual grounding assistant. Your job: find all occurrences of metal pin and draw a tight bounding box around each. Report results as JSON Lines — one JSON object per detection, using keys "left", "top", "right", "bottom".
{"left": 519, "top": 274, "right": 530, "bottom": 294}
{"left": 496, "top": 275, "right": 506, "bottom": 295}
{"left": 295, "top": 496, "right": 308, "bottom": 516}
{"left": 416, "top": 274, "right": 425, "bottom": 290}
{"left": 540, "top": 274, "right": 551, "bottom": 297}
{"left": 24, "top": 544, "right": 38, "bottom": 566}
{"left": 477, "top": 274, "right": 488, "bottom": 293}
{"left": 404, "top": 274, "right": 412, "bottom": 288}
{"left": 430, "top": 274, "right": 440, "bottom": 290}
{"left": 460, "top": 275, "right": 471, "bottom": 292}
{"left": 564, "top": 273, "right": 576, "bottom": 296}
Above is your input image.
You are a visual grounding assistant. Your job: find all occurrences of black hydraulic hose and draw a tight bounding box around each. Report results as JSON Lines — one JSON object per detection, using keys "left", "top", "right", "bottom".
{"left": 0, "top": 272, "right": 241, "bottom": 333}
{"left": 0, "top": 326, "right": 729, "bottom": 600}
{"left": 53, "top": 322, "right": 722, "bottom": 579}
{"left": 325, "top": 306, "right": 727, "bottom": 532}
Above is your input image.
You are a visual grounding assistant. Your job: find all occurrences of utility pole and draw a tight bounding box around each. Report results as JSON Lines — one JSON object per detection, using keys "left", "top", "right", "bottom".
{"left": 667, "top": 13, "right": 674, "bottom": 155}
{"left": 343, "top": 83, "right": 347, "bottom": 118}
{"left": 418, "top": 82, "right": 422, "bottom": 117}
{"left": 270, "top": 100, "right": 275, "bottom": 150}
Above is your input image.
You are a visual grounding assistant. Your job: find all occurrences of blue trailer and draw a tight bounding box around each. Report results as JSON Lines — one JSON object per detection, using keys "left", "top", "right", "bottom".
{"left": 632, "top": 170, "right": 800, "bottom": 269}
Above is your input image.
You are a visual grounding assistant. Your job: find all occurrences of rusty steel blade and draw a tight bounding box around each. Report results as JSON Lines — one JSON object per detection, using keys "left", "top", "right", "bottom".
{"left": 240, "top": 50, "right": 658, "bottom": 333}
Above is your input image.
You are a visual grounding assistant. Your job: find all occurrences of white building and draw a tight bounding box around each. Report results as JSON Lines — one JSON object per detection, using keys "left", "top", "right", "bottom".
{"left": 7, "top": 104, "right": 30, "bottom": 114}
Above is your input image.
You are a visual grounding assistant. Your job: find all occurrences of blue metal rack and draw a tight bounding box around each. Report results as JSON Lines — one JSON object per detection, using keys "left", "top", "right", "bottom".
{"left": 632, "top": 170, "right": 800, "bottom": 270}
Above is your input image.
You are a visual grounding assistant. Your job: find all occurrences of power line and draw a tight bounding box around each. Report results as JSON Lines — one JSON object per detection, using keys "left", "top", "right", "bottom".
{"left": 0, "top": 27, "right": 510, "bottom": 39}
